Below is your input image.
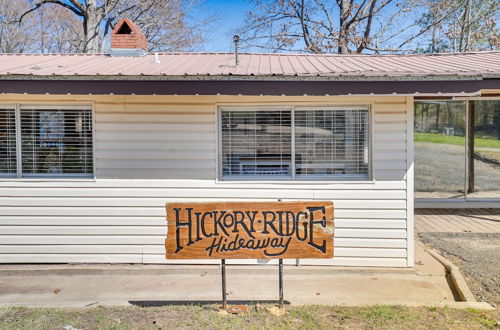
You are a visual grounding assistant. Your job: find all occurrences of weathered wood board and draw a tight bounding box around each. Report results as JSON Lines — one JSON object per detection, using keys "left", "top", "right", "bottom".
{"left": 165, "top": 201, "right": 334, "bottom": 259}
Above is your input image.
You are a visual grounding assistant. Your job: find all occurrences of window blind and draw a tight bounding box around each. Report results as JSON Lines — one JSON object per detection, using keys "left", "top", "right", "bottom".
{"left": 20, "top": 108, "right": 93, "bottom": 176}
{"left": 294, "top": 109, "right": 369, "bottom": 178}
{"left": 0, "top": 108, "right": 17, "bottom": 176}
{"left": 221, "top": 110, "right": 292, "bottom": 178}
{"left": 220, "top": 107, "right": 369, "bottom": 180}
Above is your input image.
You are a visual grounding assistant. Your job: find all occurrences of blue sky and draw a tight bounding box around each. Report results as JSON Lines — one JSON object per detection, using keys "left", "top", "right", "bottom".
{"left": 189, "top": 0, "right": 419, "bottom": 53}
{"left": 55, "top": 0, "right": 459, "bottom": 53}
{"left": 190, "top": 0, "right": 250, "bottom": 52}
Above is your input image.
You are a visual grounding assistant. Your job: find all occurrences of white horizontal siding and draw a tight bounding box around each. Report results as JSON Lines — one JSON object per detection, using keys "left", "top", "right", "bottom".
{"left": 0, "top": 226, "right": 406, "bottom": 238}
{"left": 95, "top": 107, "right": 216, "bottom": 179}
{"left": 96, "top": 150, "right": 215, "bottom": 160}
{"left": 0, "top": 180, "right": 406, "bottom": 189}
{"left": 373, "top": 103, "right": 407, "bottom": 182}
{"left": 96, "top": 113, "right": 215, "bottom": 123}
{"left": 3, "top": 198, "right": 406, "bottom": 209}
{"left": 0, "top": 235, "right": 407, "bottom": 248}
{"left": 0, "top": 245, "right": 406, "bottom": 258}
{"left": 0, "top": 218, "right": 406, "bottom": 229}
{"left": 0, "top": 98, "right": 409, "bottom": 267}
{"left": 3, "top": 188, "right": 405, "bottom": 199}
{"left": 97, "top": 141, "right": 214, "bottom": 150}
{"left": 0, "top": 206, "right": 407, "bottom": 218}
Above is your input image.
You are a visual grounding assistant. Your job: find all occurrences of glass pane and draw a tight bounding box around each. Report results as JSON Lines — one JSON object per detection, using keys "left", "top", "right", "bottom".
{"left": 221, "top": 110, "right": 292, "bottom": 178}
{"left": 21, "top": 108, "right": 93, "bottom": 176}
{"left": 414, "top": 101, "right": 466, "bottom": 198}
{"left": 469, "top": 100, "right": 500, "bottom": 199}
{"left": 0, "top": 108, "right": 16, "bottom": 176}
{"left": 294, "top": 109, "right": 369, "bottom": 178}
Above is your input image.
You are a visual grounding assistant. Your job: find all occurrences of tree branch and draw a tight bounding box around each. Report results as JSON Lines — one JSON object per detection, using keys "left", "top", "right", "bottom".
{"left": 398, "top": 0, "right": 466, "bottom": 48}
{"left": 356, "top": 0, "right": 377, "bottom": 52}
{"left": 14, "top": 0, "right": 84, "bottom": 24}
{"left": 67, "top": 0, "right": 85, "bottom": 12}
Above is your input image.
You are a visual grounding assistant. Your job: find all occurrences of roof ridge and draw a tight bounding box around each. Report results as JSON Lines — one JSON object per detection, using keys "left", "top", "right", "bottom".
{"left": 0, "top": 53, "right": 106, "bottom": 56}
{"left": 0, "top": 50, "right": 499, "bottom": 57}
{"left": 149, "top": 50, "right": 500, "bottom": 57}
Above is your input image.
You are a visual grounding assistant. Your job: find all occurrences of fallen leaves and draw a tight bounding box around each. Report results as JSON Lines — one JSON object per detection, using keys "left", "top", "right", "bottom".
{"left": 266, "top": 306, "right": 288, "bottom": 316}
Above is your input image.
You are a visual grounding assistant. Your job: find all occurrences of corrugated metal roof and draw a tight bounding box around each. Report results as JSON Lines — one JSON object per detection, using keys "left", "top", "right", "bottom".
{"left": 0, "top": 51, "right": 499, "bottom": 79}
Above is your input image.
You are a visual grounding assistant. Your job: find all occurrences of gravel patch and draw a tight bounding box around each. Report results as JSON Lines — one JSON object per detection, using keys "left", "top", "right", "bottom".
{"left": 419, "top": 232, "right": 500, "bottom": 307}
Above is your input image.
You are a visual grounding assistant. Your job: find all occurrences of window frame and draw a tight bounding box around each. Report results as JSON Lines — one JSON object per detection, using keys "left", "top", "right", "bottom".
{"left": 0, "top": 103, "right": 95, "bottom": 180}
{"left": 0, "top": 104, "right": 18, "bottom": 178}
{"left": 217, "top": 104, "right": 373, "bottom": 182}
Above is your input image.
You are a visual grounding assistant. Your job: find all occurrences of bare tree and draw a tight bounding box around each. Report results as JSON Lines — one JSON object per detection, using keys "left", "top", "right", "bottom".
{"left": 0, "top": 0, "right": 34, "bottom": 53}
{"left": 239, "top": 0, "right": 499, "bottom": 54}
{"left": 399, "top": 0, "right": 499, "bottom": 53}
{"left": 238, "top": 0, "right": 395, "bottom": 54}
{"left": 34, "top": 4, "right": 83, "bottom": 53}
{"left": 14, "top": 0, "right": 212, "bottom": 53}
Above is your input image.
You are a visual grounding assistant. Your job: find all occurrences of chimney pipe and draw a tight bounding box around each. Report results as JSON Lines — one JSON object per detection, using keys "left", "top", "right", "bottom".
{"left": 233, "top": 35, "right": 240, "bottom": 66}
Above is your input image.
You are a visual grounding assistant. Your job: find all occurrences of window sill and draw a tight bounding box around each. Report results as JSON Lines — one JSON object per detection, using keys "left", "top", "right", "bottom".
{"left": 215, "top": 179, "right": 375, "bottom": 185}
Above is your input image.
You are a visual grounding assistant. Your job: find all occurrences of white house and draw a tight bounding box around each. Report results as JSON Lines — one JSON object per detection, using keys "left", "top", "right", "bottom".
{"left": 0, "top": 19, "right": 499, "bottom": 267}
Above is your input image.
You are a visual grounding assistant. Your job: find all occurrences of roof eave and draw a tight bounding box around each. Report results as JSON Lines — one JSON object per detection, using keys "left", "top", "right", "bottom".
{"left": 0, "top": 73, "right": 490, "bottom": 82}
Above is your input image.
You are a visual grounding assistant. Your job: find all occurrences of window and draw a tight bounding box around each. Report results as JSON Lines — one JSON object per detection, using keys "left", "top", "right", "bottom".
{"left": 0, "top": 107, "right": 17, "bottom": 176}
{"left": 220, "top": 106, "right": 370, "bottom": 180}
{"left": 0, "top": 105, "right": 93, "bottom": 178}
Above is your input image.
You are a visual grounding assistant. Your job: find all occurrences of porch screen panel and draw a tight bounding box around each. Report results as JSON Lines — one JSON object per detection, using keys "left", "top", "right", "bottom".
{"left": 294, "top": 109, "right": 369, "bottom": 178}
{"left": 20, "top": 108, "right": 93, "bottom": 176}
{"left": 221, "top": 110, "right": 292, "bottom": 178}
{"left": 471, "top": 100, "right": 500, "bottom": 198}
{"left": 414, "top": 101, "right": 466, "bottom": 198}
{"left": 0, "top": 108, "right": 17, "bottom": 176}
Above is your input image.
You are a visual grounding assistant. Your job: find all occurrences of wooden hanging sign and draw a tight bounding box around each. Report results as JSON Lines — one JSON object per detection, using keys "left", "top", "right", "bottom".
{"left": 165, "top": 201, "right": 334, "bottom": 259}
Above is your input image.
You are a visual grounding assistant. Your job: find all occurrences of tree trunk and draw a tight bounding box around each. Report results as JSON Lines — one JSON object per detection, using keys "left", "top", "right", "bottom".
{"left": 338, "top": 0, "right": 349, "bottom": 54}
{"left": 83, "top": 0, "right": 103, "bottom": 53}
{"left": 431, "top": 24, "right": 436, "bottom": 53}
{"left": 459, "top": 0, "right": 472, "bottom": 52}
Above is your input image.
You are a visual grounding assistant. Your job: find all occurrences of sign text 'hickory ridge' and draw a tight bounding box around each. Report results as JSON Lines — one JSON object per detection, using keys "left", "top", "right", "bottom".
{"left": 165, "top": 201, "right": 334, "bottom": 259}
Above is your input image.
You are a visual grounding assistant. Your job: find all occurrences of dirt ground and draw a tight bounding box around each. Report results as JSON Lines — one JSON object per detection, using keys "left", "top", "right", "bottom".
{"left": 419, "top": 232, "right": 500, "bottom": 307}
{"left": 0, "top": 304, "right": 498, "bottom": 330}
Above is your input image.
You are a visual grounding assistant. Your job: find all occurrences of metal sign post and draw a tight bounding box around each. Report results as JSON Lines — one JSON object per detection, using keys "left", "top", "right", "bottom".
{"left": 279, "top": 258, "right": 284, "bottom": 308}
{"left": 220, "top": 258, "right": 285, "bottom": 310}
{"left": 221, "top": 259, "right": 227, "bottom": 309}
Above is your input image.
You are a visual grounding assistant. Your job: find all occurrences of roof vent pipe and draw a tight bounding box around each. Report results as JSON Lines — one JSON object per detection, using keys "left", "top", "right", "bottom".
{"left": 233, "top": 35, "right": 240, "bottom": 66}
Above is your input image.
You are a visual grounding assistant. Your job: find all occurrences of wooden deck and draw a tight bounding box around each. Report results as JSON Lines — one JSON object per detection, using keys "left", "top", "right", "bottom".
{"left": 415, "top": 209, "right": 500, "bottom": 233}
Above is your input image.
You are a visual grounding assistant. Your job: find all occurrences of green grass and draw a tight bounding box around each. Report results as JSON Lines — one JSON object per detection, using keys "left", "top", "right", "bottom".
{"left": 0, "top": 304, "right": 498, "bottom": 330}
{"left": 415, "top": 132, "right": 500, "bottom": 149}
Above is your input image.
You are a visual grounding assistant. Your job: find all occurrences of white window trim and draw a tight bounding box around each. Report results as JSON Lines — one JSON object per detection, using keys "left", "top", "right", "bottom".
{"left": 216, "top": 104, "right": 373, "bottom": 183}
{"left": 0, "top": 104, "right": 18, "bottom": 178}
{"left": 0, "top": 103, "right": 95, "bottom": 180}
